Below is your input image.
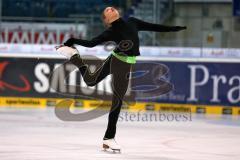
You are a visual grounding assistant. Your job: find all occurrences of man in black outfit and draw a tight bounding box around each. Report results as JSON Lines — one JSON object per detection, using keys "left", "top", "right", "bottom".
{"left": 62, "top": 6, "right": 186, "bottom": 151}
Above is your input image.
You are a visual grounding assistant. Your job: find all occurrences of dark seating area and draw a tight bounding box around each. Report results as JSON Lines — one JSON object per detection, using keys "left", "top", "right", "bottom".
{"left": 2, "top": 0, "right": 127, "bottom": 18}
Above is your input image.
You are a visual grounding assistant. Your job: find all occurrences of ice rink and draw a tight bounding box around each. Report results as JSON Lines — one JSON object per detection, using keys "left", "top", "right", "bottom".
{"left": 0, "top": 107, "right": 240, "bottom": 160}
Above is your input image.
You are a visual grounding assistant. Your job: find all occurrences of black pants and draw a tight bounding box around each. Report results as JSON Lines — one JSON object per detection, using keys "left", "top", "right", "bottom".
{"left": 70, "top": 54, "right": 132, "bottom": 139}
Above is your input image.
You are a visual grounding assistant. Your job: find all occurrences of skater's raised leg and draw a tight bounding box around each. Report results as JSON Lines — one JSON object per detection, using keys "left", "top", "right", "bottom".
{"left": 70, "top": 54, "right": 112, "bottom": 86}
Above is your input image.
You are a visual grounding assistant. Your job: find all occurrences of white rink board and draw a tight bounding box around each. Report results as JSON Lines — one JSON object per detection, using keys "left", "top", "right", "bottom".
{"left": 0, "top": 107, "right": 240, "bottom": 160}
{"left": 1, "top": 44, "right": 240, "bottom": 59}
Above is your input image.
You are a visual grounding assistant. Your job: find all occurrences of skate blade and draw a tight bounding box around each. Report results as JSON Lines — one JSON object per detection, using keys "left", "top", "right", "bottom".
{"left": 112, "top": 149, "right": 121, "bottom": 153}
{"left": 102, "top": 149, "right": 121, "bottom": 154}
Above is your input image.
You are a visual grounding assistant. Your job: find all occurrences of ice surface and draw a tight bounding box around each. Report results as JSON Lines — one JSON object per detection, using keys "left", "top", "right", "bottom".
{"left": 0, "top": 107, "right": 240, "bottom": 160}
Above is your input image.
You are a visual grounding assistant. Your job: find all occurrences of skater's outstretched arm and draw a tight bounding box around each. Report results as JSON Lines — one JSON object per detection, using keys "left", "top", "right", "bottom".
{"left": 129, "top": 17, "right": 187, "bottom": 32}
{"left": 64, "top": 29, "right": 113, "bottom": 47}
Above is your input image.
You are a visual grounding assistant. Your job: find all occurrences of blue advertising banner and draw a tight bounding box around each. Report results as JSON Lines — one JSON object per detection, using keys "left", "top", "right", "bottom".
{"left": 0, "top": 57, "right": 239, "bottom": 107}
{"left": 133, "top": 61, "right": 240, "bottom": 107}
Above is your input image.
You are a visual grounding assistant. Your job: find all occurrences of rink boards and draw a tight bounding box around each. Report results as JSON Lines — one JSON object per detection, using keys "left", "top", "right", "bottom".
{"left": 0, "top": 96, "right": 240, "bottom": 115}
{"left": 0, "top": 56, "right": 239, "bottom": 115}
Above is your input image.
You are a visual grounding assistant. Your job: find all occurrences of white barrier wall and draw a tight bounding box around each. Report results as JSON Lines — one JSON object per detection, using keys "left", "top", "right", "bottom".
{"left": 1, "top": 44, "right": 240, "bottom": 59}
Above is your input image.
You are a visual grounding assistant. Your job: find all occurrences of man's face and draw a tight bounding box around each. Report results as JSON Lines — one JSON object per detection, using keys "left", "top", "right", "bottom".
{"left": 103, "top": 7, "right": 120, "bottom": 26}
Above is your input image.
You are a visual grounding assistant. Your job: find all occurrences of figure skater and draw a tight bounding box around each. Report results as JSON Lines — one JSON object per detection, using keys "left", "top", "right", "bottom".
{"left": 56, "top": 6, "right": 186, "bottom": 152}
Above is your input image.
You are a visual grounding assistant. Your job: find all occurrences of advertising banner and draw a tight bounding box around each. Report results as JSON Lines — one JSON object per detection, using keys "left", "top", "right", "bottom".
{"left": 0, "top": 22, "right": 87, "bottom": 44}
{"left": 0, "top": 57, "right": 239, "bottom": 107}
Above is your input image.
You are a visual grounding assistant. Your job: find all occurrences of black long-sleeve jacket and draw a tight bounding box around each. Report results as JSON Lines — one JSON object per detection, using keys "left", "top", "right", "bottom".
{"left": 64, "top": 17, "right": 186, "bottom": 56}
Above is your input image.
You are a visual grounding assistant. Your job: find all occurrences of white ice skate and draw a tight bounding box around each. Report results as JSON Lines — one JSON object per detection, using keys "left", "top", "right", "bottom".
{"left": 55, "top": 45, "right": 79, "bottom": 59}
{"left": 103, "top": 139, "right": 121, "bottom": 153}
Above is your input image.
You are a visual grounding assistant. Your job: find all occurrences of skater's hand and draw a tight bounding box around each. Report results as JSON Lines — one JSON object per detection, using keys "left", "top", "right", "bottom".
{"left": 174, "top": 26, "right": 187, "bottom": 31}
{"left": 64, "top": 38, "right": 76, "bottom": 47}
{"left": 55, "top": 45, "right": 64, "bottom": 50}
